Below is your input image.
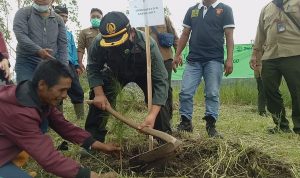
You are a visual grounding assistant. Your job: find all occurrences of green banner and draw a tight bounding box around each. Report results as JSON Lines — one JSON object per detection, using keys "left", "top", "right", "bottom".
{"left": 171, "top": 44, "right": 254, "bottom": 80}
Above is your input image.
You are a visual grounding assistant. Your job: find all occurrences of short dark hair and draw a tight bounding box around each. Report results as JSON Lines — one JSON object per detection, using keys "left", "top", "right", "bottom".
{"left": 54, "top": 4, "right": 68, "bottom": 14}
{"left": 90, "top": 8, "right": 103, "bottom": 15}
{"left": 32, "top": 60, "right": 72, "bottom": 89}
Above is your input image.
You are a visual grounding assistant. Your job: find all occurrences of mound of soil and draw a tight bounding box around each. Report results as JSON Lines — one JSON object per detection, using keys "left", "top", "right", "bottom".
{"left": 81, "top": 138, "right": 294, "bottom": 178}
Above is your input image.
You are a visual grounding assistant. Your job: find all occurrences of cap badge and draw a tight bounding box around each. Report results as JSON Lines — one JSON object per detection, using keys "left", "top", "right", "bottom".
{"left": 106, "top": 23, "right": 116, "bottom": 34}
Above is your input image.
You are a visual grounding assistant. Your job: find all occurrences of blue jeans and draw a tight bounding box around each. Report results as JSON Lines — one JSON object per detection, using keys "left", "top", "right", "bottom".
{"left": 0, "top": 163, "right": 31, "bottom": 178}
{"left": 179, "top": 60, "right": 223, "bottom": 121}
{"left": 15, "top": 56, "right": 40, "bottom": 84}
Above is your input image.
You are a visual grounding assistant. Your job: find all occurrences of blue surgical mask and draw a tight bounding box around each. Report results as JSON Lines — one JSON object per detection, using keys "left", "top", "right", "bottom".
{"left": 90, "top": 18, "right": 101, "bottom": 28}
{"left": 32, "top": 2, "right": 49, "bottom": 13}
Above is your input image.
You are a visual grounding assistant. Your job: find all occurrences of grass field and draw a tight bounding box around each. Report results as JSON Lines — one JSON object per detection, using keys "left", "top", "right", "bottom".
{"left": 24, "top": 75, "right": 300, "bottom": 177}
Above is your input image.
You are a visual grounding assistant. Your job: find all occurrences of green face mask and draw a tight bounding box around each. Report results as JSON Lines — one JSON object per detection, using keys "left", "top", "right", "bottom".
{"left": 90, "top": 18, "right": 101, "bottom": 28}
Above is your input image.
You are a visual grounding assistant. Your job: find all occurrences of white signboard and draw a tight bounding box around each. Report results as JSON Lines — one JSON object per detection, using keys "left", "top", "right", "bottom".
{"left": 129, "top": 0, "right": 164, "bottom": 27}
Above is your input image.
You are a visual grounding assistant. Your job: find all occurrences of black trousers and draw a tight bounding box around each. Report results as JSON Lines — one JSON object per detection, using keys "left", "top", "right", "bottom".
{"left": 85, "top": 60, "right": 173, "bottom": 142}
{"left": 68, "top": 64, "right": 84, "bottom": 104}
{"left": 262, "top": 55, "right": 300, "bottom": 133}
{"left": 256, "top": 77, "right": 267, "bottom": 113}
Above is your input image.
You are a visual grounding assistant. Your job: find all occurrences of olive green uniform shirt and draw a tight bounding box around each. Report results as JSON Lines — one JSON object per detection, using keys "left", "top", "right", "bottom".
{"left": 86, "top": 29, "right": 168, "bottom": 106}
{"left": 253, "top": 0, "right": 300, "bottom": 61}
{"left": 77, "top": 27, "right": 100, "bottom": 55}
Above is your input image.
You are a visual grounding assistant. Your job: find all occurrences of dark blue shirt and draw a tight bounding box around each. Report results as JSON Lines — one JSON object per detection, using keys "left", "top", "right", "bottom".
{"left": 183, "top": 1, "right": 235, "bottom": 63}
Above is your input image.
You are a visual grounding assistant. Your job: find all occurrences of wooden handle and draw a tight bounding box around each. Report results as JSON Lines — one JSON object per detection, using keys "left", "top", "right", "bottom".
{"left": 86, "top": 100, "right": 93, "bottom": 105}
{"left": 107, "top": 106, "right": 177, "bottom": 144}
{"left": 86, "top": 100, "right": 177, "bottom": 144}
{"left": 145, "top": 25, "right": 154, "bottom": 150}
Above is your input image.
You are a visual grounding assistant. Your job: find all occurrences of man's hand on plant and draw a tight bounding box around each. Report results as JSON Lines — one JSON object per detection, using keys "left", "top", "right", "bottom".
{"left": 90, "top": 171, "right": 100, "bottom": 178}
{"left": 91, "top": 141, "right": 121, "bottom": 156}
{"left": 90, "top": 171, "right": 118, "bottom": 178}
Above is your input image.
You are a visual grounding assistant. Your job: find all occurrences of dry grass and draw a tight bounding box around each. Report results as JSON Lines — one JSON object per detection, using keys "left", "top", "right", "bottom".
{"left": 23, "top": 78, "right": 300, "bottom": 177}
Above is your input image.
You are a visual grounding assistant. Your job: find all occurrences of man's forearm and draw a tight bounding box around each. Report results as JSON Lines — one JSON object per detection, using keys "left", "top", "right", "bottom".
{"left": 224, "top": 28, "right": 234, "bottom": 60}
{"left": 93, "top": 86, "right": 105, "bottom": 96}
{"left": 226, "top": 37, "right": 234, "bottom": 60}
{"left": 149, "top": 104, "right": 161, "bottom": 118}
{"left": 226, "top": 40, "right": 234, "bottom": 60}
{"left": 252, "top": 49, "right": 262, "bottom": 64}
{"left": 251, "top": 48, "right": 258, "bottom": 59}
{"left": 91, "top": 141, "right": 105, "bottom": 150}
{"left": 175, "top": 34, "right": 189, "bottom": 57}
{"left": 77, "top": 52, "right": 84, "bottom": 64}
{"left": 15, "top": 33, "right": 42, "bottom": 55}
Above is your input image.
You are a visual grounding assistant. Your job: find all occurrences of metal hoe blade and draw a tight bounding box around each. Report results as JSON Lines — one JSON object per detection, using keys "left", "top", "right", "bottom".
{"left": 129, "top": 140, "right": 182, "bottom": 171}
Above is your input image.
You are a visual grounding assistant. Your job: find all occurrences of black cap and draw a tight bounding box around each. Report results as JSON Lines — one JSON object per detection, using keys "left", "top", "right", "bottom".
{"left": 54, "top": 5, "right": 68, "bottom": 14}
{"left": 99, "top": 11, "right": 130, "bottom": 47}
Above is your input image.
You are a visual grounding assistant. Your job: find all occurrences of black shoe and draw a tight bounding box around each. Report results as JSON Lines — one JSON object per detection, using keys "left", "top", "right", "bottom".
{"left": 259, "top": 111, "right": 268, "bottom": 117}
{"left": 57, "top": 141, "right": 69, "bottom": 151}
{"left": 177, "top": 116, "right": 193, "bottom": 132}
{"left": 203, "top": 116, "right": 223, "bottom": 139}
{"left": 293, "top": 128, "right": 300, "bottom": 135}
{"left": 207, "top": 126, "right": 223, "bottom": 138}
{"left": 267, "top": 126, "right": 292, "bottom": 134}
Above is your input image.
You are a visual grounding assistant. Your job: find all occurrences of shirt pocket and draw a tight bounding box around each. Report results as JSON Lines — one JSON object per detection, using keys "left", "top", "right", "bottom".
{"left": 285, "top": 5, "right": 300, "bottom": 23}
{"left": 86, "top": 33, "right": 96, "bottom": 40}
{"left": 285, "top": 1, "right": 299, "bottom": 13}
{"left": 86, "top": 33, "right": 97, "bottom": 48}
{"left": 263, "top": 12, "right": 277, "bottom": 29}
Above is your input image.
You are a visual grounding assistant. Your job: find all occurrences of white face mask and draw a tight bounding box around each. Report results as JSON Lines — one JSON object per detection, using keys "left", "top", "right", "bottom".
{"left": 32, "top": 2, "right": 49, "bottom": 13}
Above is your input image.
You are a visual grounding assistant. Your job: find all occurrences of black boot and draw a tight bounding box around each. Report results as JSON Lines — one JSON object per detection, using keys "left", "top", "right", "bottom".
{"left": 268, "top": 111, "right": 291, "bottom": 134}
{"left": 177, "top": 115, "right": 193, "bottom": 132}
{"left": 259, "top": 111, "right": 268, "bottom": 117}
{"left": 203, "top": 116, "right": 223, "bottom": 138}
{"left": 267, "top": 125, "right": 292, "bottom": 134}
{"left": 57, "top": 141, "right": 69, "bottom": 151}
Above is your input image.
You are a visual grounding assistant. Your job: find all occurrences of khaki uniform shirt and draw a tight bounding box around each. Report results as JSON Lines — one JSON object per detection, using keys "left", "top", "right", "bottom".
{"left": 140, "top": 16, "right": 179, "bottom": 61}
{"left": 77, "top": 27, "right": 100, "bottom": 55}
{"left": 253, "top": 0, "right": 300, "bottom": 61}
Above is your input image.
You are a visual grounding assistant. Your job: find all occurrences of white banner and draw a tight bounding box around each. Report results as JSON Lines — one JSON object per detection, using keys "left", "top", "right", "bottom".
{"left": 129, "top": 0, "right": 164, "bottom": 27}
